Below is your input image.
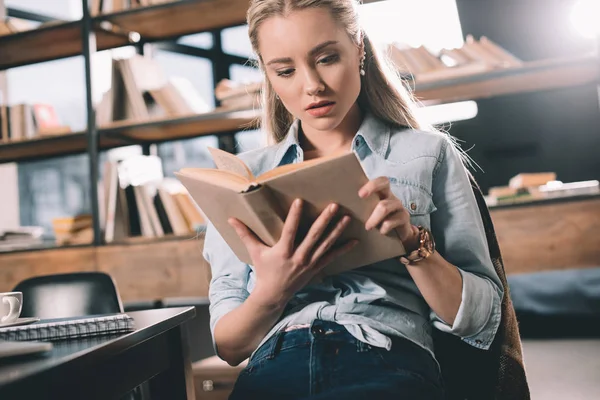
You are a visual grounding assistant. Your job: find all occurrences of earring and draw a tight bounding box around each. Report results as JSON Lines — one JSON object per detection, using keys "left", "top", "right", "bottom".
{"left": 360, "top": 51, "right": 366, "bottom": 76}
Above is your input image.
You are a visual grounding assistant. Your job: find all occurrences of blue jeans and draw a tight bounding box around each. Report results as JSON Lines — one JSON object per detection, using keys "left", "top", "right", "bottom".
{"left": 229, "top": 320, "right": 445, "bottom": 399}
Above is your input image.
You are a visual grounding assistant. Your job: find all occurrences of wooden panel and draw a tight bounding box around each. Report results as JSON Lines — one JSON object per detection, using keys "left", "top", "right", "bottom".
{"left": 96, "top": 234, "right": 210, "bottom": 302}
{"left": 491, "top": 198, "right": 600, "bottom": 275}
{"left": 415, "top": 56, "right": 599, "bottom": 105}
{"left": 101, "top": 109, "right": 260, "bottom": 142}
{"left": 103, "top": 0, "right": 250, "bottom": 40}
{"left": 0, "top": 247, "right": 96, "bottom": 292}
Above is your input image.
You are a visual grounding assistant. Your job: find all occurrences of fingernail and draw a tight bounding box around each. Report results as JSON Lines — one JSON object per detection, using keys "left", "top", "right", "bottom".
{"left": 329, "top": 203, "right": 338, "bottom": 212}
{"left": 358, "top": 190, "right": 365, "bottom": 198}
{"left": 295, "top": 199, "right": 302, "bottom": 207}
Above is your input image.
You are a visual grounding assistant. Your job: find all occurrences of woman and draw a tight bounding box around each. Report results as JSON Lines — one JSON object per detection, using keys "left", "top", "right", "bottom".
{"left": 203, "top": 0, "right": 504, "bottom": 398}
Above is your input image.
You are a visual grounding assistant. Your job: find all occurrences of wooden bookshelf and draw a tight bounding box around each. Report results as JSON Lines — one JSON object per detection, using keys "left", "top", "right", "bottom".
{"left": 98, "top": 0, "right": 250, "bottom": 41}
{"left": 414, "top": 56, "right": 599, "bottom": 104}
{"left": 99, "top": 109, "right": 260, "bottom": 143}
{"left": 0, "top": 109, "right": 259, "bottom": 163}
{"left": 0, "top": 21, "right": 130, "bottom": 71}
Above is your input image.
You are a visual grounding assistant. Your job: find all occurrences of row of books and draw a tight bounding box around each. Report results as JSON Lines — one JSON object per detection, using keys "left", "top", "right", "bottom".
{"left": 96, "top": 55, "right": 211, "bottom": 126}
{"left": 90, "top": 0, "right": 175, "bottom": 16}
{"left": 100, "top": 155, "right": 205, "bottom": 243}
{"left": 485, "top": 172, "right": 600, "bottom": 206}
{"left": 0, "top": 103, "right": 71, "bottom": 143}
{"left": 388, "top": 35, "right": 523, "bottom": 83}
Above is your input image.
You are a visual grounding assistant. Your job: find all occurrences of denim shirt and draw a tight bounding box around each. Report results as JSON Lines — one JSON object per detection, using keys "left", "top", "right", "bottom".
{"left": 203, "top": 112, "right": 504, "bottom": 360}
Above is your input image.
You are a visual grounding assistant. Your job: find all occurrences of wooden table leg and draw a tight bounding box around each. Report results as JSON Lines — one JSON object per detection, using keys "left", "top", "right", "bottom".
{"left": 149, "top": 323, "right": 196, "bottom": 400}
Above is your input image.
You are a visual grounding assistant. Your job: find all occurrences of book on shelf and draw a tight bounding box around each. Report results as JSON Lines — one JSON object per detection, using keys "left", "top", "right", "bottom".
{"left": 175, "top": 148, "right": 407, "bottom": 275}
{"left": 215, "top": 79, "right": 262, "bottom": 110}
{"left": 0, "top": 313, "right": 135, "bottom": 342}
{"left": 96, "top": 55, "right": 211, "bottom": 126}
{"left": 387, "top": 35, "right": 523, "bottom": 84}
{"left": 101, "top": 155, "right": 203, "bottom": 243}
{"left": 0, "top": 103, "right": 71, "bottom": 143}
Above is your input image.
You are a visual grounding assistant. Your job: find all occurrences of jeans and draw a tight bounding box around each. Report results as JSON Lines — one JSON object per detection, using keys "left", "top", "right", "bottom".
{"left": 229, "top": 320, "right": 445, "bottom": 399}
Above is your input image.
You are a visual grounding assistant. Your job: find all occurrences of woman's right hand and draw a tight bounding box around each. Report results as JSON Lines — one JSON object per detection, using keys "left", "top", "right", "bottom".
{"left": 228, "top": 198, "right": 357, "bottom": 309}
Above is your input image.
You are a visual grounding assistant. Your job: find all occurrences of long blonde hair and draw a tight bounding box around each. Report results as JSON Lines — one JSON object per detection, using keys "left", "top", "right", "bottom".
{"left": 247, "top": 0, "right": 429, "bottom": 143}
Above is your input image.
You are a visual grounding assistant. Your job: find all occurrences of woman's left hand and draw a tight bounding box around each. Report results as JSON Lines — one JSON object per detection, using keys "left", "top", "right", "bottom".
{"left": 358, "top": 177, "right": 418, "bottom": 248}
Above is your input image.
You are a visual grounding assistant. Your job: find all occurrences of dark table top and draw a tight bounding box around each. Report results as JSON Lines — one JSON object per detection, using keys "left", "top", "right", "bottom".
{"left": 0, "top": 306, "right": 195, "bottom": 388}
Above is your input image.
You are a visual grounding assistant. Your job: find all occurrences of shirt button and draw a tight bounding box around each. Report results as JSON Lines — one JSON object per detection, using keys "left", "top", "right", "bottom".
{"left": 410, "top": 202, "right": 417, "bottom": 211}
{"left": 475, "top": 339, "right": 483, "bottom": 345}
{"left": 354, "top": 137, "right": 361, "bottom": 147}
{"left": 311, "top": 326, "right": 324, "bottom": 335}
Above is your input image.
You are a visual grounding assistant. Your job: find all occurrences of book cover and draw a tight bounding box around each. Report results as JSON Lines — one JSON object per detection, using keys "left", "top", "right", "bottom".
{"left": 175, "top": 148, "right": 406, "bottom": 275}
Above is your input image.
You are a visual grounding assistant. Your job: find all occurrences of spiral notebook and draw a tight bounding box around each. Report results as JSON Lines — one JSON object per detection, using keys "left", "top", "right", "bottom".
{"left": 0, "top": 313, "right": 135, "bottom": 342}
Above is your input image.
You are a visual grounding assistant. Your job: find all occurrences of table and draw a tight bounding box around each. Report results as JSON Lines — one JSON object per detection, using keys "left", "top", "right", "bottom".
{"left": 0, "top": 306, "right": 196, "bottom": 400}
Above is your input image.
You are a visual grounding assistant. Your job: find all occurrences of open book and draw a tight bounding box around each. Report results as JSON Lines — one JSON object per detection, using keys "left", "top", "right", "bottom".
{"left": 175, "top": 148, "right": 406, "bottom": 275}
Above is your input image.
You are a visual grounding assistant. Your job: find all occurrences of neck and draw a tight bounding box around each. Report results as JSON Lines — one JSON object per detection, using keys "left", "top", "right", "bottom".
{"left": 299, "top": 104, "right": 363, "bottom": 160}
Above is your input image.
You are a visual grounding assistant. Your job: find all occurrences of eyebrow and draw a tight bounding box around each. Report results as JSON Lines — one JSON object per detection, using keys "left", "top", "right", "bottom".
{"left": 266, "top": 40, "right": 339, "bottom": 66}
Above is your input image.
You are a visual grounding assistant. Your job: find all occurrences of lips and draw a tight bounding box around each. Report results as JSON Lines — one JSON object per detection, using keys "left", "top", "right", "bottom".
{"left": 306, "top": 101, "right": 335, "bottom": 110}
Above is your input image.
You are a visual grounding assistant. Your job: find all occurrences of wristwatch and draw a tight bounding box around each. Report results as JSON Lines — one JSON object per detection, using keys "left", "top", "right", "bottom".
{"left": 399, "top": 226, "right": 436, "bottom": 266}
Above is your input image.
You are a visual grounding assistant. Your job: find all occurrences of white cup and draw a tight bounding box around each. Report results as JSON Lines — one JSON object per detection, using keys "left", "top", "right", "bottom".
{"left": 0, "top": 292, "right": 23, "bottom": 324}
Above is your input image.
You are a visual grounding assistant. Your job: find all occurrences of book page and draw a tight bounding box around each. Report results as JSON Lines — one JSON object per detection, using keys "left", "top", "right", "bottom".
{"left": 208, "top": 147, "right": 255, "bottom": 181}
{"left": 257, "top": 151, "right": 347, "bottom": 182}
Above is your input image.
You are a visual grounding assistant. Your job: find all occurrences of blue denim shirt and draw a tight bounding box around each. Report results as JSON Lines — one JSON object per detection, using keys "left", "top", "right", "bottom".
{"left": 203, "top": 113, "right": 503, "bottom": 360}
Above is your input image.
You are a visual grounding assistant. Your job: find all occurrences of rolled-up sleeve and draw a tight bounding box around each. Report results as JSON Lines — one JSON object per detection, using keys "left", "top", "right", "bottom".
{"left": 203, "top": 222, "right": 251, "bottom": 343}
{"left": 429, "top": 139, "right": 503, "bottom": 350}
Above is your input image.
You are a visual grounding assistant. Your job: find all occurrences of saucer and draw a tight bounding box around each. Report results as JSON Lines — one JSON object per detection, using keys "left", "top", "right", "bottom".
{"left": 0, "top": 317, "right": 40, "bottom": 328}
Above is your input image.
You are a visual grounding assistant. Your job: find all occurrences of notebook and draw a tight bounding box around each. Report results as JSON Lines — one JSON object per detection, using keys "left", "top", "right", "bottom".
{"left": 0, "top": 313, "right": 135, "bottom": 342}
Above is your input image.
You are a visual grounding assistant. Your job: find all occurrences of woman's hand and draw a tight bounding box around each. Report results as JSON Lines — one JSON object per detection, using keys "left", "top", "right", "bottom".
{"left": 228, "top": 199, "right": 357, "bottom": 309}
{"left": 358, "top": 177, "right": 419, "bottom": 250}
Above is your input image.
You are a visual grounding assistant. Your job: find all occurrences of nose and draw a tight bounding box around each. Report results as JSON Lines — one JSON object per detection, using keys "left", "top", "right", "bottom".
{"left": 303, "top": 68, "right": 325, "bottom": 96}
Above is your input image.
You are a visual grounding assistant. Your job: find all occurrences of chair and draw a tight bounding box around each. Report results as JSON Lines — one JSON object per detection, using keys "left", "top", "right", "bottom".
{"left": 13, "top": 271, "right": 124, "bottom": 319}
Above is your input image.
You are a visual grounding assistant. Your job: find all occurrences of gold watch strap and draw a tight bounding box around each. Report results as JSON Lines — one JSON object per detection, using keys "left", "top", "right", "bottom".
{"left": 399, "top": 226, "right": 435, "bottom": 266}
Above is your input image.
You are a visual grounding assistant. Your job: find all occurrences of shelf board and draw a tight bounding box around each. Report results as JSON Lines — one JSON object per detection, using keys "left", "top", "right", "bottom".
{"left": 98, "top": 0, "right": 251, "bottom": 41}
{"left": 0, "top": 132, "right": 128, "bottom": 163}
{"left": 0, "top": 21, "right": 131, "bottom": 71}
{"left": 414, "top": 56, "right": 600, "bottom": 104}
{"left": 0, "top": 109, "right": 259, "bottom": 163}
{"left": 99, "top": 109, "right": 260, "bottom": 143}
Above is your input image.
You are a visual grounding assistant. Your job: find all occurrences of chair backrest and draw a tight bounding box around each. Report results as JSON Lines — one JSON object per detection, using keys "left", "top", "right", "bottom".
{"left": 433, "top": 175, "right": 530, "bottom": 400}
{"left": 12, "top": 272, "right": 124, "bottom": 319}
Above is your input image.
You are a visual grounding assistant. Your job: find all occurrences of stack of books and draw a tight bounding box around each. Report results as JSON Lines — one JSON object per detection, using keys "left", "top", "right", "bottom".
{"left": 388, "top": 35, "right": 523, "bottom": 83}
{"left": 486, "top": 172, "right": 600, "bottom": 206}
{"left": 215, "top": 79, "right": 262, "bottom": 111}
{"left": 0, "top": 103, "right": 71, "bottom": 143}
{"left": 101, "top": 155, "right": 205, "bottom": 243}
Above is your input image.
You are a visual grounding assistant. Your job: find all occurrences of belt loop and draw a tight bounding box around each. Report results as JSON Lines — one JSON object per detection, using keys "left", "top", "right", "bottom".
{"left": 266, "top": 329, "right": 285, "bottom": 360}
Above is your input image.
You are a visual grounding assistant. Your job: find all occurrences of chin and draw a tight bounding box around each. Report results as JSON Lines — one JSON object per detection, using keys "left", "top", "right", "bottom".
{"left": 302, "top": 113, "right": 345, "bottom": 132}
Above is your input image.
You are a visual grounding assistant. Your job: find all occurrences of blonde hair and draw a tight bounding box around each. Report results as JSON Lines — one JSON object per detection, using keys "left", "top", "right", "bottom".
{"left": 247, "top": 0, "right": 429, "bottom": 143}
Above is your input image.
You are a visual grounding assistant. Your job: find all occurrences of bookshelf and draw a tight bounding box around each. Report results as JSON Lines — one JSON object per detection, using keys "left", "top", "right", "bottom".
{"left": 414, "top": 55, "right": 599, "bottom": 104}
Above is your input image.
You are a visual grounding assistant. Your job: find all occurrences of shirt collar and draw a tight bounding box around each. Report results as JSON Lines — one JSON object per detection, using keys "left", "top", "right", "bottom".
{"left": 271, "top": 112, "right": 391, "bottom": 169}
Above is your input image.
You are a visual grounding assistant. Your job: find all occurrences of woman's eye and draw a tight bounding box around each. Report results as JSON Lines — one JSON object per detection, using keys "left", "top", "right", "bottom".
{"left": 318, "top": 54, "right": 339, "bottom": 64}
{"left": 277, "top": 69, "right": 295, "bottom": 77}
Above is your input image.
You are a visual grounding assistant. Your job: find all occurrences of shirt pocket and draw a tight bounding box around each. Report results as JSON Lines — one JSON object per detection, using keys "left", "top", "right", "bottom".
{"left": 388, "top": 179, "right": 437, "bottom": 229}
